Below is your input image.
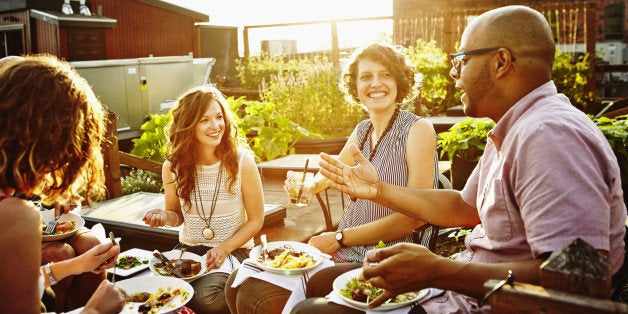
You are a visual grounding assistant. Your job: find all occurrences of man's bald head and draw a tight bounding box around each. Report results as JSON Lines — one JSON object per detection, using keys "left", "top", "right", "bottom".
{"left": 466, "top": 6, "right": 555, "bottom": 71}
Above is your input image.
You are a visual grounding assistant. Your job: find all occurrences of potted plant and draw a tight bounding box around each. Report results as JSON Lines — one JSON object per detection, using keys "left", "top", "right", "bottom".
{"left": 228, "top": 96, "right": 316, "bottom": 161}
{"left": 437, "top": 117, "right": 495, "bottom": 190}
{"left": 592, "top": 114, "right": 628, "bottom": 207}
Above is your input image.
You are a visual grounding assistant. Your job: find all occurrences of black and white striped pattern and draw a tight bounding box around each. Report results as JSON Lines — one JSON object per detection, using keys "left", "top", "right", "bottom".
{"left": 335, "top": 110, "right": 439, "bottom": 263}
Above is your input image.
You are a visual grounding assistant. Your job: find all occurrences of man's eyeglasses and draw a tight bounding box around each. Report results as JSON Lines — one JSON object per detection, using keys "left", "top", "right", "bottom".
{"left": 449, "top": 47, "right": 503, "bottom": 74}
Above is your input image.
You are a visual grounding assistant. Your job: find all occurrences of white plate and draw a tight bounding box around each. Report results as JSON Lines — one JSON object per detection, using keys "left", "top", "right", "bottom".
{"left": 115, "top": 248, "right": 152, "bottom": 277}
{"left": 117, "top": 276, "right": 193, "bottom": 314}
{"left": 42, "top": 213, "right": 85, "bottom": 242}
{"left": 333, "top": 268, "right": 429, "bottom": 311}
{"left": 149, "top": 250, "right": 207, "bottom": 282}
{"left": 249, "top": 241, "right": 323, "bottom": 275}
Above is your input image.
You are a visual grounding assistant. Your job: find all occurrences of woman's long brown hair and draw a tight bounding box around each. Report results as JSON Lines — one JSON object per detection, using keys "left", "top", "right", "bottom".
{"left": 167, "top": 85, "right": 239, "bottom": 210}
{"left": 0, "top": 55, "right": 106, "bottom": 204}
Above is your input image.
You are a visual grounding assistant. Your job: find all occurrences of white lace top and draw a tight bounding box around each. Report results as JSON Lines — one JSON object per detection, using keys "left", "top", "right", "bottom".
{"left": 179, "top": 151, "right": 254, "bottom": 249}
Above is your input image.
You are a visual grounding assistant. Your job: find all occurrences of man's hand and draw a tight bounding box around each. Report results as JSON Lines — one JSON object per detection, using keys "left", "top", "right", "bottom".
{"left": 361, "top": 243, "right": 442, "bottom": 308}
{"left": 319, "top": 144, "right": 380, "bottom": 200}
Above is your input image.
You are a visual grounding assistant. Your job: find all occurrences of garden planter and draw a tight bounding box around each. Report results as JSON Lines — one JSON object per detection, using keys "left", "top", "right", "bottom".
{"left": 294, "top": 138, "right": 347, "bottom": 155}
{"left": 450, "top": 155, "right": 478, "bottom": 190}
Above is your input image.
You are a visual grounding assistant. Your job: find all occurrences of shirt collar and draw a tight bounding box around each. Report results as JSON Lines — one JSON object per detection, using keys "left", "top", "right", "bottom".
{"left": 488, "top": 81, "right": 558, "bottom": 151}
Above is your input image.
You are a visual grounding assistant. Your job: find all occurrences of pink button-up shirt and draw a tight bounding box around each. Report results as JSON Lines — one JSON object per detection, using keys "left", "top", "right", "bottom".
{"left": 423, "top": 81, "right": 626, "bottom": 313}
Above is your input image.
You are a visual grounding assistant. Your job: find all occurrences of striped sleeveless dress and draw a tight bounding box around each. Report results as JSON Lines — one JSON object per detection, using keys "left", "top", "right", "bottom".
{"left": 334, "top": 109, "right": 438, "bottom": 263}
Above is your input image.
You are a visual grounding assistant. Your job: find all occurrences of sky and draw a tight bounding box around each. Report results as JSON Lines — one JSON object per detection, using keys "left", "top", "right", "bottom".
{"left": 162, "top": 0, "right": 394, "bottom": 55}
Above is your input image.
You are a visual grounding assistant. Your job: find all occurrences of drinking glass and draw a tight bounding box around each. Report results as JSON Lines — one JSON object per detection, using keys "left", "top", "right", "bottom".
{"left": 286, "top": 171, "right": 314, "bottom": 206}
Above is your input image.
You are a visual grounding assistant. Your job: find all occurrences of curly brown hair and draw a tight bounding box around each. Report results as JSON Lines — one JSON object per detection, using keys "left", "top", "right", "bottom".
{"left": 166, "top": 85, "right": 240, "bottom": 210}
{"left": 341, "top": 42, "right": 419, "bottom": 108}
{"left": 0, "top": 55, "right": 106, "bottom": 205}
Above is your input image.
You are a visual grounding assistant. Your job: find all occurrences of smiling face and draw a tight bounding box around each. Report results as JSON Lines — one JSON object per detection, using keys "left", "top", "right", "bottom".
{"left": 356, "top": 58, "right": 398, "bottom": 114}
{"left": 194, "top": 99, "right": 225, "bottom": 150}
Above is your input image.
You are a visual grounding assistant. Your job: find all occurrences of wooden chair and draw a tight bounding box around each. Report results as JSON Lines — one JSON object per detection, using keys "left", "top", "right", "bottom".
{"left": 484, "top": 237, "right": 628, "bottom": 313}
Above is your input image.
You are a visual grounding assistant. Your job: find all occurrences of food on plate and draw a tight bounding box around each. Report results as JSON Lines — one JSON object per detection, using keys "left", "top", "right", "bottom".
{"left": 153, "top": 258, "right": 202, "bottom": 278}
{"left": 41, "top": 220, "right": 76, "bottom": 235}
{"left": 340, "top": 276, "right": 419, "bottom": 304}
{"left": 126, "top": 286, "right": 190, "bottom": 314}
{"left": 258, "top": 245, "right": 317, "bottom": 269}
{"left": 117, "top": 255, "right": 146, "bottom": 270}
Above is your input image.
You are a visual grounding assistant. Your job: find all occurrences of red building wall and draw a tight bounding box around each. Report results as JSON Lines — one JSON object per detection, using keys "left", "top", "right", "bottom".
{"left": 32, "top": 18, "right": 60, "bottom": 56}
{"left": 90, "top": 0, "right": 205, "bottom": 59}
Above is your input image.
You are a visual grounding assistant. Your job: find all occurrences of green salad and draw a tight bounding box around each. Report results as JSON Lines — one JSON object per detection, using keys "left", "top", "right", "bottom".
{"left": 340, "top": 277, "right": 419, "bottom": 304}
{"left": 117, "top": 255, "right": 145, "bottom": 269}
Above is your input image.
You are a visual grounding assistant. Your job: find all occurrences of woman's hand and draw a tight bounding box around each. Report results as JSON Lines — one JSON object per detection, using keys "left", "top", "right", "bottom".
{"left": 307, "top": 232, "right": 340, "bottom": 255}
{"left": 142, "top": 209, "right": 167, "bottom": 227}
{"left": 53, "top": 195, "right": 81, "bottom": 219}
{"left": 82, "top": 280, "right": 128, "bottom": 314}
{"left": 78, "top": 241, "right": 120, "bottom": 274}
{"left": 205, "top": 246, "right": 229, "bottom": 270}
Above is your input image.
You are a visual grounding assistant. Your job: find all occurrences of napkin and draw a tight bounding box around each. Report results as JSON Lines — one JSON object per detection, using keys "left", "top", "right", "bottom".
{"left": 230, "top": 257, "right": 335, "bottom": 314}
{"left": 89, "top": 223, "right": 121, "bottom": 245}
{"left": 325, "top": 287, "right": 445, "bottom": 314}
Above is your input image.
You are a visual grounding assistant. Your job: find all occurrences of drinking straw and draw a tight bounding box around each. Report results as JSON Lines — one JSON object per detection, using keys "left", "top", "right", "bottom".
{"left": 297, "top": 159, "right": 310, "bottom": 199}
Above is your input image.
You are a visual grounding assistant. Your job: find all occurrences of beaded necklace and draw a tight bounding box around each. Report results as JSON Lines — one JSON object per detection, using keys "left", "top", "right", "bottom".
{"left": 351, "top": 107, "right": 400, "bottom": 201}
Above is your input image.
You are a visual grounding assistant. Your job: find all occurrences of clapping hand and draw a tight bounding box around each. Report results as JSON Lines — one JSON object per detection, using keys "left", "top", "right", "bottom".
{"left": 319, "top": 144, "right": 380, "bottom": 200}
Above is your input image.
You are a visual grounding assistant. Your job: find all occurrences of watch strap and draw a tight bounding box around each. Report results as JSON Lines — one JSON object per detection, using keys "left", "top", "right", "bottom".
{"left": 336, "top": 230, "right": 347, "bottom": 248}
{"left": 44, "top": 262, "right": 58, "bottom": 286}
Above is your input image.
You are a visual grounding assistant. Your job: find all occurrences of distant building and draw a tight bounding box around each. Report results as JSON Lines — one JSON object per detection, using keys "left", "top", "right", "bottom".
{"left": 0, "top": 0, "right": 209, "bottom": 61}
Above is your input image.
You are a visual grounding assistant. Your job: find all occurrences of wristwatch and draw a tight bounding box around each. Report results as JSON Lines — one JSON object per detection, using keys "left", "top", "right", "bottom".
{"left": 335, "top": 230, "right": 347, "bottom": 248}
{"left": 43, "top": 262, "right": 58, "bottom": 286}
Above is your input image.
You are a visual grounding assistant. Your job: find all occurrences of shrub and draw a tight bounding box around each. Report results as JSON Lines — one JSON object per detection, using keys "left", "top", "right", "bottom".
{"left": 228, "top": 96, "right": 316, "bottom": 161}
{"left": 437, "top": 118, "right": 495, "bottom": 162}
{"left": 261, "top": 60, "right": 366, "bottom": 139}
{"left": 404, "top": 40, "right": 461, "bottom": 116}
{"left": 552, "top": 49, "right": 599, "bottom": 113}
{"left": 121, "top": 168, "right": 163, "bottom": 195}
{"left": 130, "top": 112, "right": 171, "bottom": 163}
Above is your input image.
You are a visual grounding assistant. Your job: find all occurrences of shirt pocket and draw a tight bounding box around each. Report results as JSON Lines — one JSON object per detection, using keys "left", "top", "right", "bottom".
{"left": 480, "top": 178, "right": 512, "bottom": 242}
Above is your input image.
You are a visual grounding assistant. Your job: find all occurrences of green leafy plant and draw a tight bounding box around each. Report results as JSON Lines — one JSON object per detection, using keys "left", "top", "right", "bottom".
{"left": 591, "top": 114, "right": 628, "bottom": 206}
{"left": 130, "top": 112, "right": 171, "bottom": 163}
{"left": 552, "top": 49, "right": 600, "bottom": 114}
{"left": 235, "top": 52, "right": 311, "bottom": 90}
{"left": 437, "top": 118, "right": 495, "bottom": 162}
{"left": 260, "top": 57, "right": 366, "bottom": 139}
{"left": 404, "top": 40, "right": 461, "bottom": 116}
{"left": 121, "top": 168, "right": 163, "bottom": 195}
{"left": 228, "top": 96, "right": 316, "bottom": 161}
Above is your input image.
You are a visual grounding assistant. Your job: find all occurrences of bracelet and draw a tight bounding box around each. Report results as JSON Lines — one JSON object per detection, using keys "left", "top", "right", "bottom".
{"left": 165, "top": 210, "right": 181, "bottom": 226}
{"left": 43, "top": 262, "right": 58, "bottom": 286}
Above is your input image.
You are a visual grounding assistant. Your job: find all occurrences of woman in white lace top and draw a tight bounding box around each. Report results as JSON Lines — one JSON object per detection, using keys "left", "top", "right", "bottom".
{"left": 143, "top": 84, "right": 265, "bottom": 313}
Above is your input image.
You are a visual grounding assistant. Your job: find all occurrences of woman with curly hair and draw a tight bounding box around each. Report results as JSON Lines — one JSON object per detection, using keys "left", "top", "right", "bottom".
{"left": 143, "top": 84, "right": 264, "bottom": 313}
{"left": 0, "top": 54, "right": 126, "bottom": 313}
{"left": 225, "top": 42, "right": 438, "bottom": 313}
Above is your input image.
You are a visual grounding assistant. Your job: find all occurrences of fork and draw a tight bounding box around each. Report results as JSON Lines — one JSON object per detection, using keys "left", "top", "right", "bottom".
{"left": 44, "top": 220, "right": 58, "bottom": 234}
{"left": 261, "top": 234, "right": 269, "bottom": 263}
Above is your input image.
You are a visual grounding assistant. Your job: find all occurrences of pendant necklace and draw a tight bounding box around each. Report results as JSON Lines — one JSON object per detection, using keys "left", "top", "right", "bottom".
{"left": 194, "top": 164, "right": 223, "bottom": 240}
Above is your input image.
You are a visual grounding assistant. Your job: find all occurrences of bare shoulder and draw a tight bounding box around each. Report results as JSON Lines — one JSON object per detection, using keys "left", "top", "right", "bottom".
{"left": 0, "top": 197, "right": 41, "bottom": 242}
{"left": 411, "top": 117, "right": 436, "bottom": 136}
{"left": 0, "top": 197, "right": 40, "bottom": 227}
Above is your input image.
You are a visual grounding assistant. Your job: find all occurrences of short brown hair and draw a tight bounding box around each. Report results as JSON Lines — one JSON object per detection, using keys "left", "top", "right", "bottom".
{"left": 341, "top": 42, "right": 419, "bottom": 107}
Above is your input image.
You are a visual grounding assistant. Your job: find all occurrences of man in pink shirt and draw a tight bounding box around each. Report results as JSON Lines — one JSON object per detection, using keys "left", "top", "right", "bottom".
{"left": 303, "top": 5, "right": 627, "bottom": 314}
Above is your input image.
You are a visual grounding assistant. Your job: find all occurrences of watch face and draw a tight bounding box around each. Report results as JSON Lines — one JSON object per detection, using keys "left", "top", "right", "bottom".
{"left": 336, "top": 232, "right": 343, "bottom": 241}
